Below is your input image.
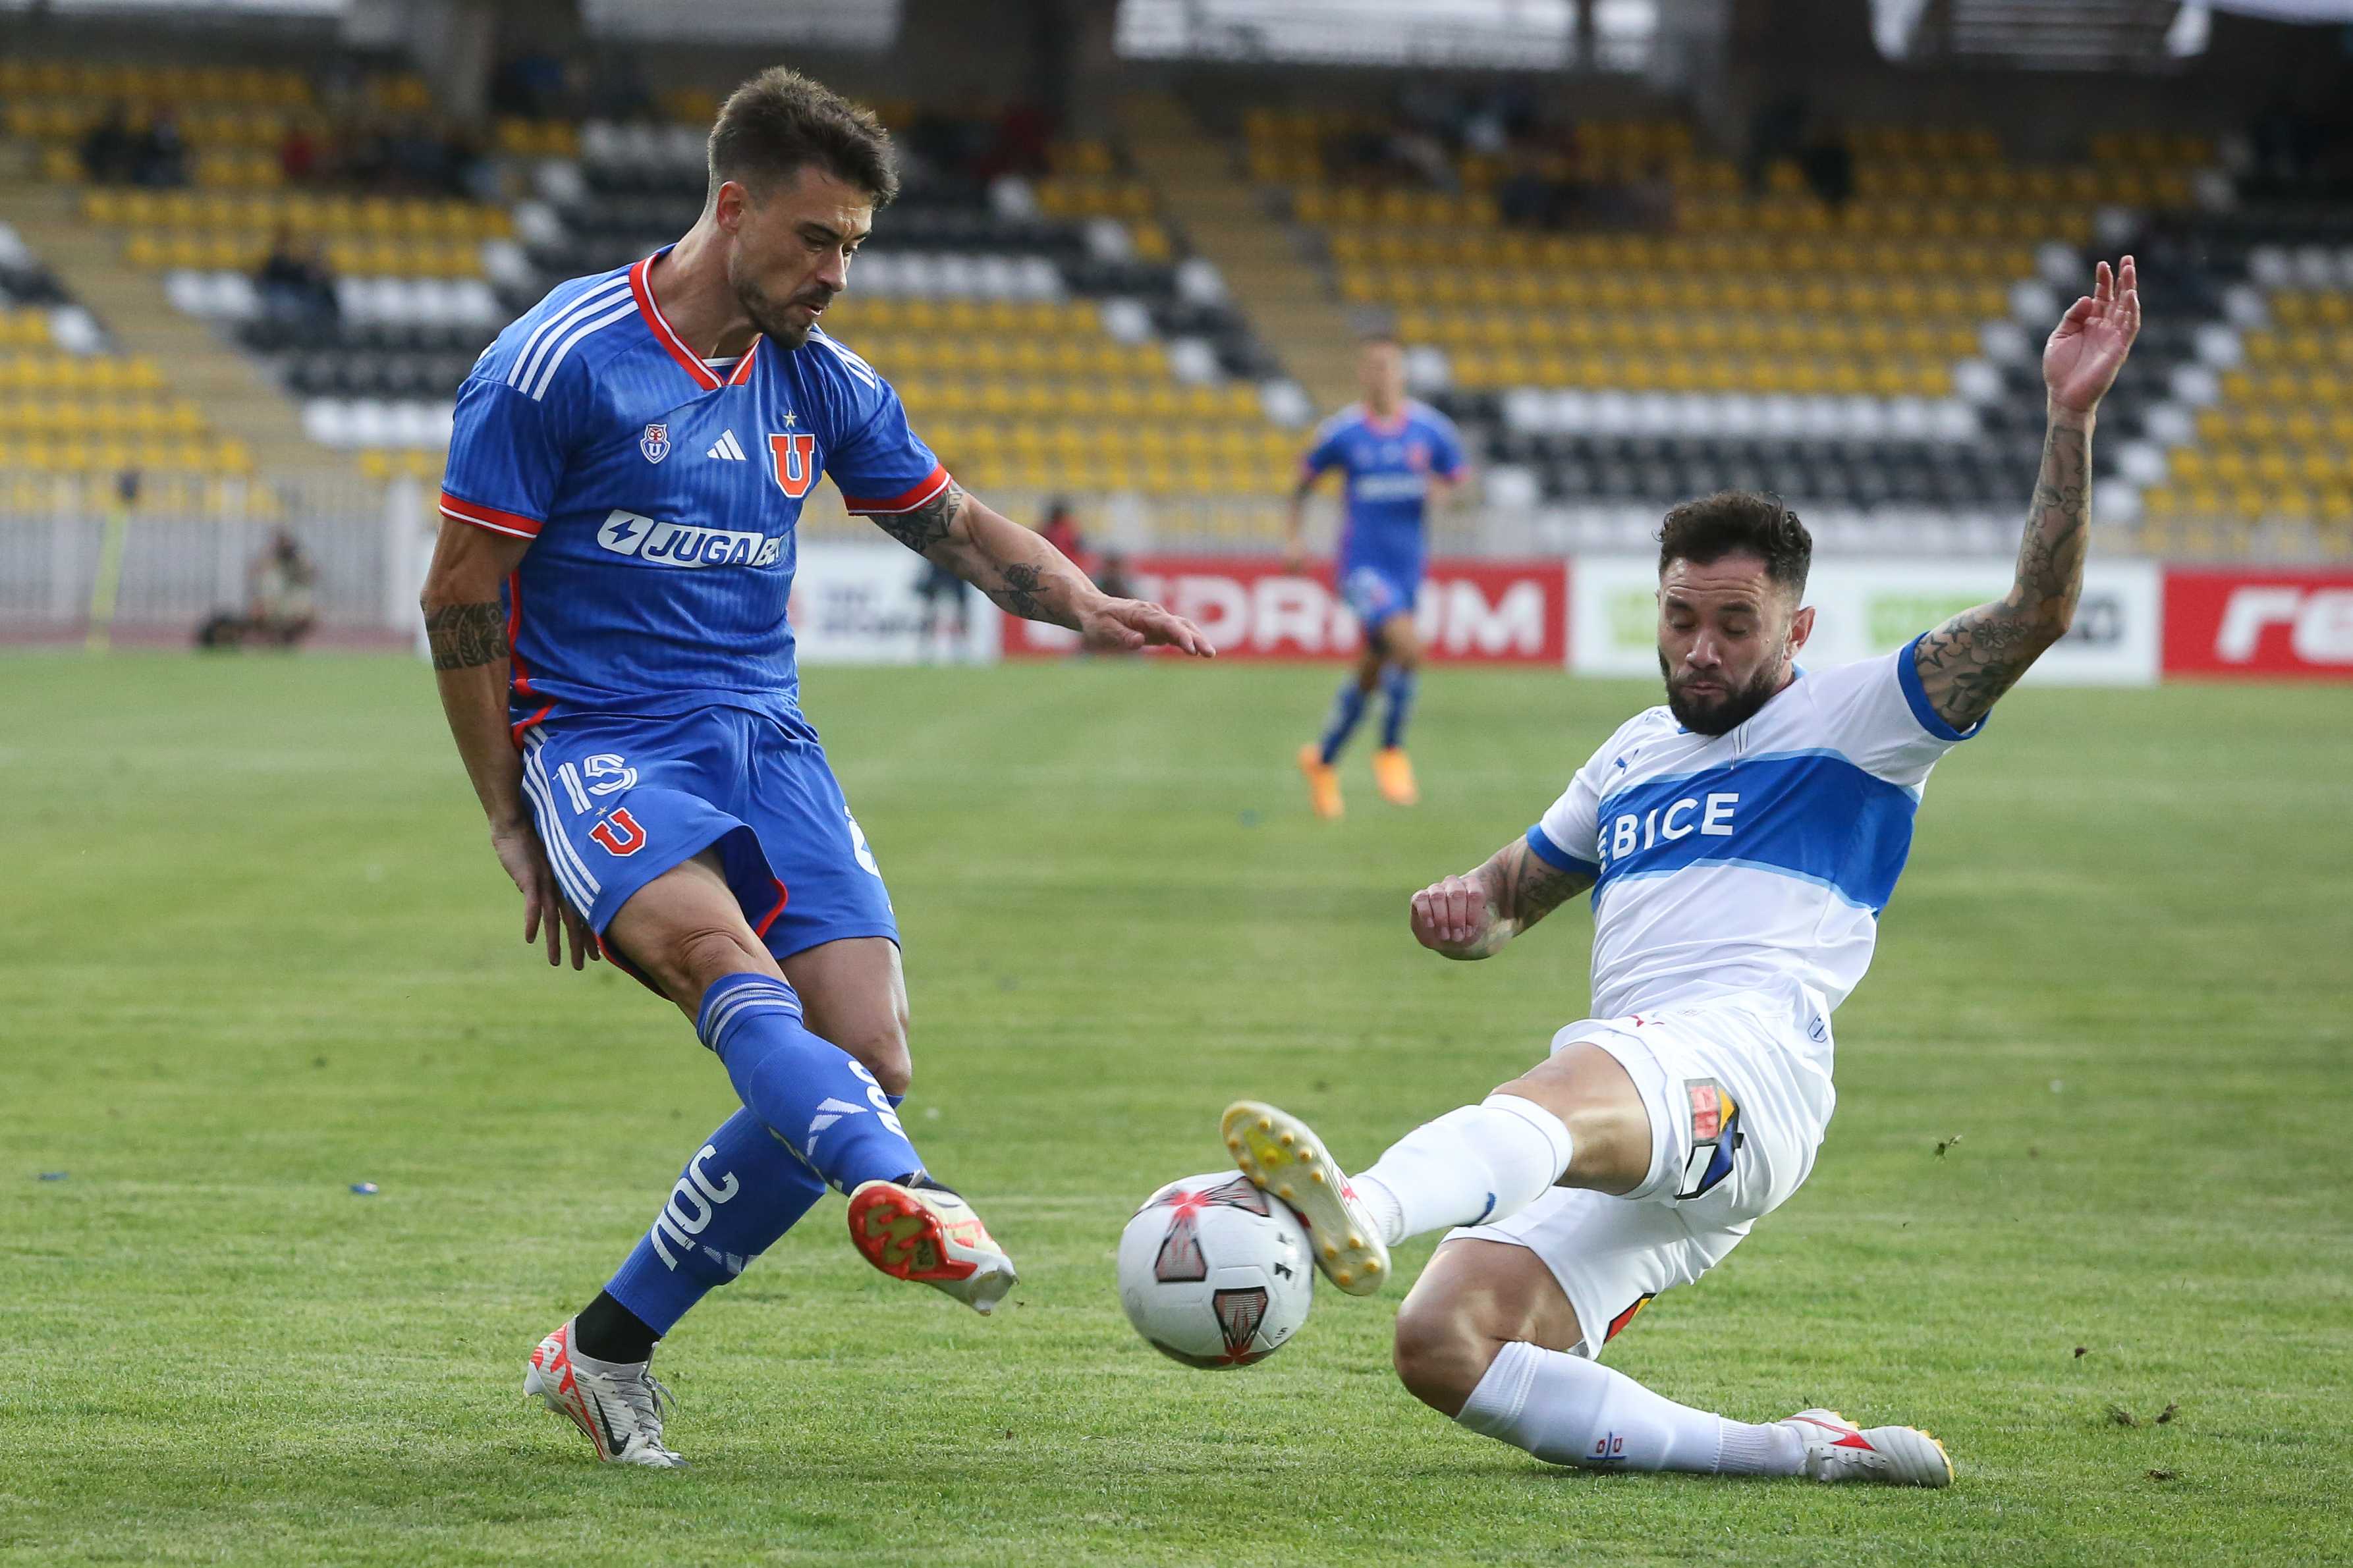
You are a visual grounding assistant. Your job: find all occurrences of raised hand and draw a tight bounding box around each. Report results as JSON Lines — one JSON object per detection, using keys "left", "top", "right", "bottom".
{"left": 2044, "top": 255, "right": 2142, "bottom": 415}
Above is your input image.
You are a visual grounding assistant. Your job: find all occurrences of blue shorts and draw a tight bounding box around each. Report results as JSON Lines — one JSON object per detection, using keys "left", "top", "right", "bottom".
{"left": 1339, "top": 563, "right": 1420, "bottom": 628}
{"left": 518, "top": 707, "right": 896, "bottom": 963}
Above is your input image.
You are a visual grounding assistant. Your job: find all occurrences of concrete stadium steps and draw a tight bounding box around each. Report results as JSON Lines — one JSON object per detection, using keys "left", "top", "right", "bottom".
{"left": 0, "top": 176, "right": 348, "bottom": 484}
{"left": 1117, "top": 94, "right": 1362, "bottom": 414}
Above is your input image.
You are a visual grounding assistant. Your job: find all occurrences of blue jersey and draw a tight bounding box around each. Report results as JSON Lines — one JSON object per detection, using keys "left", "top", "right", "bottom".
{"left": 1302, "top": 400, "right": 1466, "bottom": 585}
{"left": 439, "top": 250, "right": 947, "bottom": 738}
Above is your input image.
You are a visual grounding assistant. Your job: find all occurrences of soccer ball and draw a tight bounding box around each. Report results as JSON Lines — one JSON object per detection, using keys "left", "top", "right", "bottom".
{"left": 1117, "top": 1170, "right": 1314, "bottom": 1368}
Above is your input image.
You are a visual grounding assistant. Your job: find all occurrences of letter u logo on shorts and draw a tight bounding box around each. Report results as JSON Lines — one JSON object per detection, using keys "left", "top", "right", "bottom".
{"left": 589, "top": 807, "right": 648, "bottom": 857}
{"left": 769, "top": 431, "right": 818, "bottom": 499}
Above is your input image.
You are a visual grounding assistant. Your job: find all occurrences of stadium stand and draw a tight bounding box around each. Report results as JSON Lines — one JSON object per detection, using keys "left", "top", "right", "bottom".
{"left": 7, "top": 61, "right": 1299, "bottom": 512}
{"left": 527, "top": 111, "right": 1294, "bottom": 501}
{"left": 2109, "top": 202, "right": 2353, "bottom": 561}
{"left": 3, "top": 38, "right": 2342, "bottom": 561}
{"left": 1231, "top": 101, "right": 2223, "bottom": 551}
{"left": 0, "top": 217, "right": 252, "bottom": 508}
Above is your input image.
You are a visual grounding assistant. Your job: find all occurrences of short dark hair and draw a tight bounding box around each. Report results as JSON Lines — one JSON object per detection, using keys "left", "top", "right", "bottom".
{"left": 1656, "top": 491, "right": 1812, "bottom": 596}
{"left": 707, "top": 68, "right": 899, "bottom": 207}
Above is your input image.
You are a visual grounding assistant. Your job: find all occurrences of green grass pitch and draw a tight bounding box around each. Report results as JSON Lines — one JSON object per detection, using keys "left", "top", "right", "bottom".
{"left": 3, "top": 651, "right": 2349, "bottom": 1566}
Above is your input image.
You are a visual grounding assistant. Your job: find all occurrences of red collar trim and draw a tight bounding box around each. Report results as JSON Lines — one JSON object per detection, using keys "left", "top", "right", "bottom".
{"left": 726, "top": 338, "right": 761, "bottom": 387}
{"left": 630, "top": 254, "right": 723, "bottom": 392}
{"left": 1360, "top": 404, "right": 1410, "bottom": 436}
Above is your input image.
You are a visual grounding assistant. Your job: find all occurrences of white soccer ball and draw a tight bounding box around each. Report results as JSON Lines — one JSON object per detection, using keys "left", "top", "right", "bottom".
{"left": 1118, "top": 1170, "right": 1314, "bottom": 1368}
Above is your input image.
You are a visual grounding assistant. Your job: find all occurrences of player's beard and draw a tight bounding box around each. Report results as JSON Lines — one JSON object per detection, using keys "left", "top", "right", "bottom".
{"left": 733, "top": 270, "right": 832, "bottom": 350}
{"left": 1659, "top": 649, "right": 1786, "bottom": 736}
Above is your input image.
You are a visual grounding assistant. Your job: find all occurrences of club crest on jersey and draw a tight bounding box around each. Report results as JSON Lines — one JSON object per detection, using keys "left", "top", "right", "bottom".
{"left": 769, "top": 431, "right": 818, "bottom": 499}
{"left": 640, "top": 423, "right": 671, "bottom": 464}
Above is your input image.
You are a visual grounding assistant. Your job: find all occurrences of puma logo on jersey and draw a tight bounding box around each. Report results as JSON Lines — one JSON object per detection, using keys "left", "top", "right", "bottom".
{"left": 706, "top": 429, "right": 747, "bottom": 461}
{"left": 596, "top": 508, "right": 784, "bottom": 569}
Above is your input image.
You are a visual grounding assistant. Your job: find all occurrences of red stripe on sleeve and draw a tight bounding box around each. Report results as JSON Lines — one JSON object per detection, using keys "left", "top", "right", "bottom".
{"left": 439, "top": 491, "right": 543, "bottom": 539}
{"left": 842, "top": 464, "right": 951, "bottom": 516}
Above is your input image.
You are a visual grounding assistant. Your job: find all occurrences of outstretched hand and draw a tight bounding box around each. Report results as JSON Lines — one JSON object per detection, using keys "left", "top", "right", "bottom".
{"left": 2045, "top": 255, "right": 2142, "bottom": 415}
{"left": 1078, "top": 595, "right": 1217, "bottom": 657}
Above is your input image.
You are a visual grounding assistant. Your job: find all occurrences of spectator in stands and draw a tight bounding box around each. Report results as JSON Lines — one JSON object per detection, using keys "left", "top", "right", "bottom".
{"left": 994, "top": 101, "right": 1054, "bottom": 178}
{"left": 490, "top": 50, "right": 568, "bottom": 119}
{"left": 446, "top": 127, "right": 499, "bottom": 203}
{"left": 1095, "top": 550, "right": 1133, "bottom": 603}
{"left": 279, "top": 122, "right": 321, "bottom": 184}
{"left": 585, "top": 49, "right": 654, "bottom": 122}
{"left": 1745, "top": 92, "right": 1810, "bottom": 195}
{"left": 1039, "top": 497, "right": 1085, "bottom": 568}
{"left": 1798, "top": 121, "right": 1854, "bottom": 208}
{"left": 133, "top": 109, "right": 188, "bottom": 188}
{"left": 388, "top": 117, "right": 451, "bottom": 194}
{"left": 256, "top": 227, "right": 338, "bottom": 327}
{"left": 79, "top": 102, "right": 138, "bottom": 185}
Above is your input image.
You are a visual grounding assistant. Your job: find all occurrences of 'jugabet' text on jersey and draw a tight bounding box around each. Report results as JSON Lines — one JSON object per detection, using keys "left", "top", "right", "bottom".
{"left": 438, "top": 250, "right": 949, "bottom": 739}
{"left": 1524, "top": 637, "right": 1983, "bottom": 1058}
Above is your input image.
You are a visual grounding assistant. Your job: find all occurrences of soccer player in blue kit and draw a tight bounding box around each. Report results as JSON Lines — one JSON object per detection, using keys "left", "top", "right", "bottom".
{"left": 1288, "top": 335, "right": 1467, "bottom": 820}
{"left": 420, "top": 70, "right": 1211, "bottom": 1467}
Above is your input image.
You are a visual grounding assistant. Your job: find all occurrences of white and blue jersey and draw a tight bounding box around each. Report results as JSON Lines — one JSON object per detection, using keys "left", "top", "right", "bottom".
{"left": 1525, "top": 638, "right": 1982, "bottom": 1058}
{"left": 1301, "top": 400, "right": 1465, "bottom": 624}
{"left": 439, "top": 250, "right": 947, "bottom": 964}
{"left": 439, "top": 248, "right": 949, "bottom": 739}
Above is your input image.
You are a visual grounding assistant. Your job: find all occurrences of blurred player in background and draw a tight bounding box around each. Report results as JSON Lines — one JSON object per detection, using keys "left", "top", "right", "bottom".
{"left": 1227, "top": 259, "right": 2139, "bottom": 1486}
{"left": 420, "top": 68, "right": 1210, "bottom": 1467}
{"left": 1288, "top": 335, "right": 1468, "bottom": 820}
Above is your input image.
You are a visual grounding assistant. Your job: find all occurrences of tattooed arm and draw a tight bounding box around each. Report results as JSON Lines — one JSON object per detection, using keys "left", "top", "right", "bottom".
{"left": 1913, "top": 257, "right": 2141, "bottom": 732}
{"left": 419, "top": 517, "right": 595, "bottom": 968}
{"left": 868, "top": 482, "right": 1215, "bottom": 655}
{"left": 1410, "top": 838, "right": 1597, "bottom": 961}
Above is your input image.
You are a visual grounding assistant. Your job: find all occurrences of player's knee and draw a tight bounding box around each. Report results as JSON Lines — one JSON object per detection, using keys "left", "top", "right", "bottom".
{"left": 659, "top": 924, "right": 777, "bottom": 1004}
{"left": 1391, "top": 1295, "right": 1499, "bottom": 1417}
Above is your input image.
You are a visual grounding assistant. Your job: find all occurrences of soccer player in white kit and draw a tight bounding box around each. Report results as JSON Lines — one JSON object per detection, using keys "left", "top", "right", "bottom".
{"left": 1223, "top": 257, "right": 2140, "bottom": 1486}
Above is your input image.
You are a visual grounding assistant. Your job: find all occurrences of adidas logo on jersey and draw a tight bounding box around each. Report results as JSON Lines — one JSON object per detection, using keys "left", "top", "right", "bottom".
{"left": 706, "top": 429, "right": 748, "bottom": 462}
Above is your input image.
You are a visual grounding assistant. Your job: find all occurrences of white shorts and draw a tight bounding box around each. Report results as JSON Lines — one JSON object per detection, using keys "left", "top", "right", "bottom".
{"left": 1450, "top": 998, "right": 1837, "bottom": 1359}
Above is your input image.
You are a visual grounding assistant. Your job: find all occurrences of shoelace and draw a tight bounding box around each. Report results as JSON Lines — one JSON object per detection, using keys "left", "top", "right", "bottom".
{"left": 611, "top": 1369, "right": 680, "bottom": 1459}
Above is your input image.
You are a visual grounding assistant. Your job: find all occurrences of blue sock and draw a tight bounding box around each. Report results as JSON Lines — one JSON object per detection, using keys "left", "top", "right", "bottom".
{"left": 1380, "top": 666, "right": 1418, "bottom": 749}
{"left": 696, "top": 973, "right": 924, "bottom": 1195}
{"left": 604, "top": 1108, "right": 825, "bottom": 1337}
{"left": 1319, "top": 680, "right": 1370, "bottom": 765}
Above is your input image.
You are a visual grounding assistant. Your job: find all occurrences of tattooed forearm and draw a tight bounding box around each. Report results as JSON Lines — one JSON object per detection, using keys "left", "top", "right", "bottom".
{"left": 1491, "top": 838, "right": 1595, "bottom": 936}
{"left": 425, "top": 601, "right": 507, "bottom": 670}
{"left": 1912, "top": 412, "right": 2091, "bottom": 730}
{"left": 985, "top": 561, "right": 1051, "bottom": 621}
{"left": 871, "top": 481, "right": 964, "bottom": 556}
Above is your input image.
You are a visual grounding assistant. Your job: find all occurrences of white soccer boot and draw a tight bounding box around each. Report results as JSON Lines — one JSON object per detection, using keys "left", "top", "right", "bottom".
{"left": 524, "top": 1318, "right": 686, "bottom": 1468}
{"left": 1779, "top": 1407, "right": 1953, "bottom": 1487}
{"left": 846, "top": 1176, "right": 1018, "bottom": 1314}
{"left": 1221, "top": 1100, "right": 1391, "bottom": 1295}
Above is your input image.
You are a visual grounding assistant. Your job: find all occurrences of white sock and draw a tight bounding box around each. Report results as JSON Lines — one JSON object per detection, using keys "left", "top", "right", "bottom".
{"left": 1352, "top": 1094, "right": 1574, "bottom": 1245}
{"left": 1456, "top": 1341, "right": 1803, "bottom": 1476}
